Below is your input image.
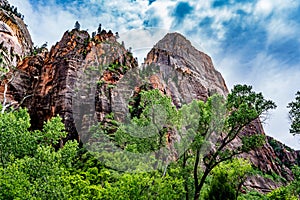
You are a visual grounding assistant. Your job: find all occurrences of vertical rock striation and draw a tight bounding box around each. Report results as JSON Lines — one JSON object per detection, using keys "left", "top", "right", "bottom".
{"left": 0, "top": 8, "right": 298, "bottom": 191}
{"left": 0, "top": 0, "right": 32, "bottom": 66}
{"left": 142, "top": 32, "right": 298, "bottom": 192}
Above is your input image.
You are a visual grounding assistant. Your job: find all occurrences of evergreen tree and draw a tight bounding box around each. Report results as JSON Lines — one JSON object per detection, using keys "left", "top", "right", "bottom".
{"left": 97, "top": 23, "right": 102, "bottom": 34}
{"left": 92, "top": 31, "right": 96, "bottom": 38}
{"left": 287, "top": 91, "right": 300, "bottom": 135}
{"left": 74, "top": 21, "right": 80, "bottom": 30}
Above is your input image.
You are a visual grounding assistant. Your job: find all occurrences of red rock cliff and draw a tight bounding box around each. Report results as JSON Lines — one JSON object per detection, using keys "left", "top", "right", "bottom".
{"left": 0, "top": 9, "right": 298, "bottom": 192}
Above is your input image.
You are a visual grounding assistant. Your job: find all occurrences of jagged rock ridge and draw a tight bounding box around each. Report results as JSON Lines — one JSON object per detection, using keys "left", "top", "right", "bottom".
{"left": 0, "top": 4, "right": 299, "bottom": 193}
{"left": 7, "top": 29, "right": 137, "bottom": 144}
{"left": 0, "top": 0, "right": 32, "bottom": 66}
{"left": 142, "top": 33, "right": 298, "bottom": 192}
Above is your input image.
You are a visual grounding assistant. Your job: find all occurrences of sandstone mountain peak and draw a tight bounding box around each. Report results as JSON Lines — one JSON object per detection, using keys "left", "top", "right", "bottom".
{"left": 154, "top": 32, "right": 192, "bottom": 50}
{"left": 0, "top": 1, "right": 33, "bottom": 66}
{"left": 153, "top": 32, "right": 207, "bottom": 64}
{"left": 0, "top": 15, "right": 299, "bottom": 194}
{"left": 145, "top": 32, "right": 228, "bottom": 101}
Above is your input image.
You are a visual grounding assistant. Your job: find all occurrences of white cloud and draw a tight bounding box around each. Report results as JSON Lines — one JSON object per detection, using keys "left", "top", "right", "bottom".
{"left": 267, "top": 19, "right": 297, "bottom": 43}
{"left": 118, "top": 28, "right": 169, "bottom": 64}
{"left": 147, "top": 1, "right": 176, "bottom": 29}
{"left": 10, "top": 0, "right": 77, "bottom": 46}
{"left": 216, "top": 52, "right": 300, "bottom": 149}
{"left": 10, "top": 0, "right": 151, "bottom": 46}
{"left": 255, "top": 0, "right": 273, "bottom": 16}
{"left": 254, "top": 0, "right": 298, "bottom": 16}
{"left": 254, "top": 0, "right": 300, "bottom": 44}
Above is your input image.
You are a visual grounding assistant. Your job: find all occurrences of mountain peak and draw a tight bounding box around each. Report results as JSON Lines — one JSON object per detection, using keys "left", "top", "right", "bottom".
{"left": 156, "top": 32, "right": 192, "bottom": 46}
{"left": 145, "top": 32, "right": 228, "bottom": 98}
{"left": 154, "top": 32, "right": 194, "bottom": 55}
{"left": 0, "top": 0, "right": 33, "bottom": 66}
{"left": 152, "top": 32, "right": 212, "bottom": 70}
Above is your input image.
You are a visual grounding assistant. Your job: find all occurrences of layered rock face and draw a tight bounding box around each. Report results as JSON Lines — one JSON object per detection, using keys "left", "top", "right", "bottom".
{"left": 4, "top": 29, "right": 137, "bottom": 144}
{"left": 0, "top": 6, "right": 298, "bottom": 192}
{"left": 141, "top": 33, "right": 298, "bottom": 192}
{"left": 0, "top": 0, "right": 32, "bottom": 66}
{"left": 144, "top": 33, "right": 228, "bottom": 105}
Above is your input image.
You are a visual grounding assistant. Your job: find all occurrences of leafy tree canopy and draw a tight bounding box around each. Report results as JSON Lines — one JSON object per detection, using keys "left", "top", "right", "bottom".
{"left": 287, "top": 91, "right": 300, "bottom": 135}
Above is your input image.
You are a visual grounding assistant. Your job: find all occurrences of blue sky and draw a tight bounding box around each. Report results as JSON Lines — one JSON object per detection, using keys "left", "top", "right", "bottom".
{"left": 10, "top": 0, "right": 300, "bottom": 149}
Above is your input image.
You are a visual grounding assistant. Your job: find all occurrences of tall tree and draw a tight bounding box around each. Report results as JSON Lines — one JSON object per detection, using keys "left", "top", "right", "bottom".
{"left": 92, "top": 31, "right": 96, "bottom": 38}
{"left": 97, "top": 23, "right": 102, "bottom": 34}
{"left": 74, "top": 21, "right": 80, "bottom": 30}
{"left": 82, "top": 85, "right": 276, "bottom": 199}
{"left": 204, "top": 158, "right": 252, "bottom": 200}
{"left": 183, "top": 84, "right": 276, "bottom": 200}
{"left": 287, "top": 91, "right": 300, "bottom": 135}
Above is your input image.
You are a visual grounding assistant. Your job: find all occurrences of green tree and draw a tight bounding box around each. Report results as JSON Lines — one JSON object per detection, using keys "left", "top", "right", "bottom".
{"left": 289, "top": 166, "right": 300, "bottom": 199}
{"left": 99, "top": 170, "right": 184, "bottom": 200}
{"left": 205, "top": 158, "right": 252, "bottom": 200}
{"left": 0, "top": 108, "right": 80, "bottom": 199}
{"left": 266, "top": 186, "right": 298, "bottom": 200}
{"left": 85, "top": 89, "right": 180, "bottom": 172}
{"left": 74, "top": 21, "right": 80, "bottom": 30}
{"left": 287, "top": 91, "right": 300, "bottom": 135}
{"left": 0, "top": 108, "right": 36, "bottom": 166}
{"left": 116, "top": 89, "right": 179, "bottom": 154}
{"left": 82, "top": 85, "right": 276, "bottom": 200}
{"left": 183, "top": 85, "right": 276, "bottom": 200}
{"left": 97, "top": 23, "right": 102, "bottom": 34}
{"left": 0, "top": 107, "right": 68, "bottom": 167}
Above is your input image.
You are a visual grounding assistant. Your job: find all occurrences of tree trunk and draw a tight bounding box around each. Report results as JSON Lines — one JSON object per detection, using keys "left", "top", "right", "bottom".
{"left": 183, "top": 151, "right": 189, "bottom": 200}
{"left": 194, "top": 167, "right": 210, "bottom": 200}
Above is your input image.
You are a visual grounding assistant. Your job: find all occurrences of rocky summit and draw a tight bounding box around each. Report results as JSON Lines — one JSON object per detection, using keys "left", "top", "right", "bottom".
{"left": 0, "top": 1, "right": 299, "bottom": 195}
{"left": 0, "top": 0, "right": 32, "bottom": 66}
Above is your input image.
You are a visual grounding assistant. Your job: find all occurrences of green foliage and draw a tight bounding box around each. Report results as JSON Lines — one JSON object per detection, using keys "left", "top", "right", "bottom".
{"left": 204, "top": 158, "right": 252, "bottom": 200}
{"left": 107, "top": 63, "right": 121, "bottom": 72}
{"left": 0, "top": 108, "right": 77, "bottom": 199}
{"left": 290, "top": 166, "right": 300, "bottom": 197}
{"left": 252, "top": 167, "right": 287, "bottom": 183}
{"left": 99, "top": 171, "right": 184, "bottom": 200}
{"left": 188, "top": 85, "right": 276, "bottom": 199}
{"left": 267, "top": 186, "right": 298, "bottom": 200}
{"left": 38, "top": 115, "right": 68, "bottom": 146}
{"left": 287, "top": 91, "right": 300, "bottom": 135}
{"left": 32, "top": 42, "right": 48, "bottom": 55}
{"left": 115, "top": 89, "right": 179, "bottom": 154}
{"left": 0, "top": 109, "right": 66, "bottom": 167}
{"left": 84, "top": 89, "right": 178, "bottom": 172}
{"left": 239, "top": 166, "right": 300, "bottom": 200}
{"left": 97, "top": 85, "right": 275, "bottom": 199}
{"left": 241, "top": 134, "right": 266, "bottom": 152}
{"left": 238, "top": 190, "right": 268, "bottom": 200}
{"left": 0, "top": 84, "right": 284, "bottom": 199}
{"left": 0, "top": 108, "right": 36, "bottom": 167}
{"left": 226, "top": 85, "right": 276, "bottom": 129}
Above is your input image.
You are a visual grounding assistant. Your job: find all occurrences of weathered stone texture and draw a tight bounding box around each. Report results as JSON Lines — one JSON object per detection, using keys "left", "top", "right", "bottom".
{"left": 0, "top": 13, "right": 298, "bottom": 192}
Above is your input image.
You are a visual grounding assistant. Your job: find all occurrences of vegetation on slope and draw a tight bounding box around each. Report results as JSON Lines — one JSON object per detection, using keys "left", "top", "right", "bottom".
{"left": 0, "top": 83, "right": 299, "bottom": 199}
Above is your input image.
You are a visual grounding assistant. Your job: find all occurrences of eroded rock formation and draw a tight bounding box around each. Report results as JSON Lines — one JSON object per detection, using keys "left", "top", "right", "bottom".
{"left": 0, "top": 0, "right": 32, "bottom": 66}
{"left": 5, "top": 29, "right": 137, "bottom": 144}
{"left": 0, "top": 3, "right": 298, "bottom": 192}
{"left": 140, "top": 33, "right": 298, "bottom": 192}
